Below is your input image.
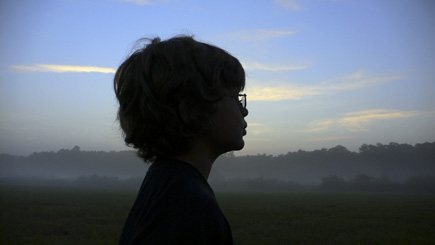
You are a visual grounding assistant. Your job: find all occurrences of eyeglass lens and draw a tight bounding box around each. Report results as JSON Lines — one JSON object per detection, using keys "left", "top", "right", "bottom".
{"left": 239, "top": 94, "right": 246, "bottom": 108}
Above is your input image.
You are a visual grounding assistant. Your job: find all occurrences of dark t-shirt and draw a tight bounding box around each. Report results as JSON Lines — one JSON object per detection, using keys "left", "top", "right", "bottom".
{"left": 119, "top": 158, "right": 234, "bottom": 245}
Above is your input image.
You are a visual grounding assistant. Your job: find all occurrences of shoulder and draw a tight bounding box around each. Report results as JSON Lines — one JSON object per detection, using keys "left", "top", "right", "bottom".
{"left": 127, "top": 159, "right": 232, "bottom": 244}
{"left": 151, "top": 159, "right": 216, "bottom": 204}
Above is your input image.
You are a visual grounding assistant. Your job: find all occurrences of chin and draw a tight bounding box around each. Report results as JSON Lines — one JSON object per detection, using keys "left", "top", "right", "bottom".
{"left": 217, "top": 138, "right": 245, "bottom": 154}
{"left": 232, "top": 140, "right": 245, "bottom": 151}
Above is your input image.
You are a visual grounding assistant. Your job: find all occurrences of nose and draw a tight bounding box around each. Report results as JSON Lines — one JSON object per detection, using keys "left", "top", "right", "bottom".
{"left": 242, "top": 107, "right": 248, "bottom": 117}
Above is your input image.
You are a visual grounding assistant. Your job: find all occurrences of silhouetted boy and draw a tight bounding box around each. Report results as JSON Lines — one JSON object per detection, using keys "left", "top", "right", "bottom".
{"left": 115, "top": 36, "right": 248, "bottom": 244}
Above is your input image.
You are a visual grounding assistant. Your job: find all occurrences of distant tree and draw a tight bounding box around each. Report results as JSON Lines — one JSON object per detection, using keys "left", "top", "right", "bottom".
{"left": 71, "top": 146, "right": 81, "bottom": 152}
{"left": 57, "top": 148, "right": 69, "bottom": 154}
{"left": 223, "top": 151, "right": 235, "bottom": 158}
{"left": 328, "top": 145, "right": 349, "bottom": 153}
{"left": 359, "top": 144, "right": 378, "bottom": 154}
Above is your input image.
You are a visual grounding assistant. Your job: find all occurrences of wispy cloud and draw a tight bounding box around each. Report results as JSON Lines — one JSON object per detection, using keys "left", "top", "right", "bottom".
{"left": 229, "top": 29, "right": 296, "bottom": 41}
{"left": 241, "top": 60, "right": 308, "bottom": 72}
{"left": 338, "top": 109, "right": 422, "bottom": 132}
{"left": 301, "top": 109, "right": 431, "bottom": 133}
{"left": 247, "top": 85, "right": 321, "bottom": 101}
{"left": 247, "top": 70, "right": 402, "bottom": 101}
{"left": 305, "top": 136, "right": 353, "bottom": 142}
{"left": 12, "top": 64, "right": 116, "bottom": 74}
{"left": 316, "top": 70, "right": 402, "bottom": 91}
{"left": 274, "top": 0, "right": 302, "bottom": 10}
{"left": 247, "top": 123, "right": 273, "bottom": 135}
{"left": 299, "top": 120, "right": 335, "bottom": 133}
{"left": 248, "top": 123, "right": 266, "bottom": 127}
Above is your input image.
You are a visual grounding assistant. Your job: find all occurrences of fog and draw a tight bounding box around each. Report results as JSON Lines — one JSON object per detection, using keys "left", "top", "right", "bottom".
{"left": 1, "top": 142, "right": 434, "bottom": 193}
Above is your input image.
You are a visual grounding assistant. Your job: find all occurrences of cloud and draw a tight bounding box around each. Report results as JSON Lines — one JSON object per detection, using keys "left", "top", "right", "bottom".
{"left": 298, "top": 120, "right": 335, "bottom": 133}
{"left": 338, "top": 109, "right": 422, "bottom": 132}
{"left": 247, "top": 85, "right": 321, "bottom": 101}
{"left": 12, "top": 64, "right": 116, "bottom": 74}
{"left": 317, "top": 70, "right": 403, "bottom": 91}
{"left": 301, "top": 109, "right": 431, "bottom": 133}
{"left": 241, "top": 60, "right": 308, "bottom": 72}
{"left": 274, "top": 0, "right": 302, "bottom": 10}
{"left": 247, "top": 123, "right": 273, "bottom": 135}
{"left": 247, "top": 70, "right": 402, "bottom": 101}
{"left": 229, "top": 29, "right": 296, "bottom": 41}
{"left": 305, "top": 136, "right": 353, "bottom": 142}
{"left": 248, "top": 123, "right": 266, "bottom": 127}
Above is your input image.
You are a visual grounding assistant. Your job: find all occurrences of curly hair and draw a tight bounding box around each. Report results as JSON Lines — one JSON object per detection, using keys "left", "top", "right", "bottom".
{"left": 114, "top": 36, "right": 245, "bottom": 162}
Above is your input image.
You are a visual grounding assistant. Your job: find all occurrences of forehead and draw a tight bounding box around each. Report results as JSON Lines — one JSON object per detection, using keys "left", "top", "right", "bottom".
{"left": 222, "top": 85, "right": 242, "bottom": 94}
{"left": 219, "top": 63, "right": 245, "bottom": 93}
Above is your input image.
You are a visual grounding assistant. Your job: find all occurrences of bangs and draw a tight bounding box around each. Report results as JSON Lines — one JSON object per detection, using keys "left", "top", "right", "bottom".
{"left": 220, "top": 56, "right": 246, "bottom": 92}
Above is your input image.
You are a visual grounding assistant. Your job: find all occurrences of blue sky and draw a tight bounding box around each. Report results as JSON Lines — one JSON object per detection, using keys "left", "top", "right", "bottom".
{"left": 1, "top": 0, "right": 434, "bottom": 156}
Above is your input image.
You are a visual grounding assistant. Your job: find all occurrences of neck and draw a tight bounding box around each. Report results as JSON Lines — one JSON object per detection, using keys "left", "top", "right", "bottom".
{"left": 175, "top": 138, "right": 220, "bottom": 180}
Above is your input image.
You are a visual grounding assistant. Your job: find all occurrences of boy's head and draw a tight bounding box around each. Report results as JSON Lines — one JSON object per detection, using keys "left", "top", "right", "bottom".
{"left": 114, "top": 36, "right": 245, "bottom": 162}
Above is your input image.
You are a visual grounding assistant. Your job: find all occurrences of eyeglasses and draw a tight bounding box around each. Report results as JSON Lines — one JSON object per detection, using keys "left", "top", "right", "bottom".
{"left": 227, "top": 93, "right": 247, "bottom": 109}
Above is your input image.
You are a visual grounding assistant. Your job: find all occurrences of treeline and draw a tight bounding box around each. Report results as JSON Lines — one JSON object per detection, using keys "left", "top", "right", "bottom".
{"left": 211, "top": 142, "right": 435, "bottom": 183}
{"left": 0, "top": 146, "right": 148, "bottom": 179}
{"left": 1, "top": 142, "right": 434, "bottom": 188}
{"left": 2, "top": 174, "right": 434, "bottom": 193}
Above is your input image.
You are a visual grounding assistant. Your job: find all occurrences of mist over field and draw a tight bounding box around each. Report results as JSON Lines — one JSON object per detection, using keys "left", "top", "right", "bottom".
{"left": 1, "top": 142, "right": 434, "bottom": 192}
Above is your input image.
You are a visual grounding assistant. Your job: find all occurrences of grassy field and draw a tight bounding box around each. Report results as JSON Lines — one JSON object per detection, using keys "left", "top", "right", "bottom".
{"left": 1, "top": 185, "right": 434, "bottom": 244}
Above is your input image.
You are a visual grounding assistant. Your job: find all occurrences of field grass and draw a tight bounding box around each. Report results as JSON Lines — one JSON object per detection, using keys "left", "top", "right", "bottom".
{"left": 1, "top": 185, "right": 434, "bottom": 244}
{"left": 218, "top": 192, "right": 435, "bottom": 244}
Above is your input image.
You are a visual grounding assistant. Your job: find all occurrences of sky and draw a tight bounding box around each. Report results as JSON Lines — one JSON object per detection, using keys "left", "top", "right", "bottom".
{"left": 1, "top": 0, "right": 434, "bottom": 156}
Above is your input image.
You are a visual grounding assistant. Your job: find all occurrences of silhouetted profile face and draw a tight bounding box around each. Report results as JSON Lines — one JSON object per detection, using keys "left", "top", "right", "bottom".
{"left": 205, "top": 88, "right": 248, "bottom": 155}
{"left": 114, "top": 36, "right": 246, "bottom": 161}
